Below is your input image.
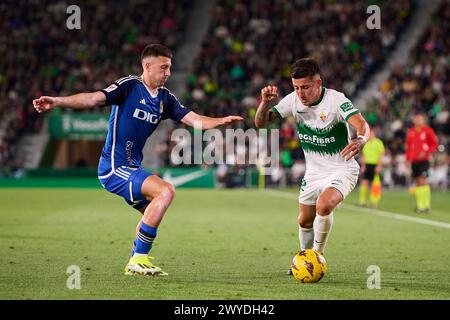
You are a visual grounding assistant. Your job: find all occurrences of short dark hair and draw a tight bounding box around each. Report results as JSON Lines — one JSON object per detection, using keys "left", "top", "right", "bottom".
{"left": 141, "top": 44, "right": 173, "bottom": 62}
{"left": 291, "top": 58, "right": 321, "bottom": 79}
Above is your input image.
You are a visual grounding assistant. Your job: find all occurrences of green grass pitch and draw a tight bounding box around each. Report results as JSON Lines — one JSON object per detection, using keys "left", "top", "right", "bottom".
{"left": 0, "top": 187, "right": 449, "bottom": 299}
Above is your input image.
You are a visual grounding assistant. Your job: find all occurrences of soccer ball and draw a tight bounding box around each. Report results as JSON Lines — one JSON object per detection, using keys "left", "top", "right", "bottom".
{"left": 291, "top": 249, "right": 327, "bottom": 283}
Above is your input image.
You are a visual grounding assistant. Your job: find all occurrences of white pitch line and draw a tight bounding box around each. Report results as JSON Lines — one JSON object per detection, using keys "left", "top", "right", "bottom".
{"left": 342, "top": 204, "right": 450, "bottom": 229}
{"left": 264, "top": 189, "right": 450, "bottom": 229}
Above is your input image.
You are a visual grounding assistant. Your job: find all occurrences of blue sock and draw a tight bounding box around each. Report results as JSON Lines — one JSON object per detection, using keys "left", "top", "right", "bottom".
{"left": 131, "top": 240, "right": 137, "bottom": 257}
{"left": 133, "top": 222, "right": 158, "bottom": 256}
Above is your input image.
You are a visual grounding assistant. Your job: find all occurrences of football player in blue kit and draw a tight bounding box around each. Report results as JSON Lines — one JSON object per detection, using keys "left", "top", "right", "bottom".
{"left": 33, "top": 44, "right": 243, "bottom": 276}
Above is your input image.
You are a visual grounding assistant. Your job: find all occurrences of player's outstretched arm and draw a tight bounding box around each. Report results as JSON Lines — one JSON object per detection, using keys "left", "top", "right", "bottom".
{"left": 340, "top": 113, "right": 370, "bottom": 161}
{"left": 181, "top": 111, "right": 243, "bottom": 130}
{"left": 33, "top": 91, "right": 106, "bottom": 113}
{"left": 255, "top": 85, "right": 278, "bottom": 128}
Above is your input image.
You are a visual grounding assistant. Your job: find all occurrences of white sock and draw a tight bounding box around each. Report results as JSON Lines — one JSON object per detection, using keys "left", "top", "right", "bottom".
{"left": 132, "top": 253, "right": 147, "bottom": 257}
{"left": 313, "top": 212, "right": 334, "bottom": 254}
{"left": 299, "top": 226, "right": 314, "bottom": 251}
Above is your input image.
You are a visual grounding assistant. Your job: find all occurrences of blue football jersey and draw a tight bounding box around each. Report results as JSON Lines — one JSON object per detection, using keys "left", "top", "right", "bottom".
{"left": 97, "top": 75, "right": 190, "bottom": 177}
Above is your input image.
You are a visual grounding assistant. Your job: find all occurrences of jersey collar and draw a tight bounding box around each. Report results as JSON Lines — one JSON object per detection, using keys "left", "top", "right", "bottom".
{"left": 142, "top": 80, "right": 160, "bottom": 98}
{"left": 309, "top": 86, "right": 326, "bottom": 106}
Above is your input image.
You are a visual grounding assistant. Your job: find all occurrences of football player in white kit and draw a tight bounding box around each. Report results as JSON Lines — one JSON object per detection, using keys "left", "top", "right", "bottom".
{"left": 255, "top": 58, "right": 370, "bottom": 267}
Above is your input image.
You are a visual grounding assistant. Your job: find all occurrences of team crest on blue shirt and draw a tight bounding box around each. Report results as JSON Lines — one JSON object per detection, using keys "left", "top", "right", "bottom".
{"left": 160, "top": 101, "right": 164, "bottom": 113}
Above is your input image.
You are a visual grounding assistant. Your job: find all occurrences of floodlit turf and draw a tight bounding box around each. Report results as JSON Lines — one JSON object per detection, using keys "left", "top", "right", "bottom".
{"left": 0, "top": 186, "right": 449, "bottom": 299}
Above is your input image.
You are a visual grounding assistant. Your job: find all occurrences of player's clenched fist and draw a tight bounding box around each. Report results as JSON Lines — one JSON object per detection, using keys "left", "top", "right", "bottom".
{"left": 261, "top": 85, "right": 278, "bottom": 103}
{"left": 33, "top": 96, "right": 58, "bottom": 113}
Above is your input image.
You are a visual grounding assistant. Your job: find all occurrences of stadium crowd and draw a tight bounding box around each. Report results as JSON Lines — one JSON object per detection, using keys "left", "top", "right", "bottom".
{"left": 179, "top": 0, "right": 413, "bottom": 124}
{"left": 159, "top": 0, "right": 419, "bottom": 187}
{"left": 0, "top": 0, "right": 189, "bottom": 175}
{"left": 1, "top": 0, "right": 448, "bottom": 189}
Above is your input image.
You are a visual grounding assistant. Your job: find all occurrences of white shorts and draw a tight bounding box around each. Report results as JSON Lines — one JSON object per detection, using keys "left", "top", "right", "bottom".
{"left": 298, "top": 170, "right": 359, "bottom": 206}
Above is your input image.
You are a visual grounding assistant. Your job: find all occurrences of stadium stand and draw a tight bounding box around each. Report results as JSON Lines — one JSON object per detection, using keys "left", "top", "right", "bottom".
{"left": 364, "top": 1, "right": 449, "bottom": 188}
{"left": 160, "top": 0, "right": 415, "bottom": 181}
{"left": 0, "top": 0, "right": 190, "bottom": 175}
{"left": 2, "top": 0, "right": 448, "bottom": 190}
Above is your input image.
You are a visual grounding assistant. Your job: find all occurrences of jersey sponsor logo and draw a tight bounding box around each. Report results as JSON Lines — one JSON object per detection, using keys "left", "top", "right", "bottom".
{"left": 133, "top": 108, "right": 161, "bottom": 124}
{"left": 339, "top": 102, "right": 354, "bottom": 113}
{"left": 140, "top": 99, "right": 146, "bottom": 105}
{"left": 297, "top": 122, "right": 349, "bottom": 155}
{"left": 104, "top": 84, "right": 118, "bottom": 93}
{"left": 298, "top": 133, "right": 336, "bottom": 144}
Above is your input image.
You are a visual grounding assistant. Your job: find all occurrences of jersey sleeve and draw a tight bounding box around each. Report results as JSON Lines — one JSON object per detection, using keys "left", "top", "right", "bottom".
{"left": 405, "top": 129, "right": 413, "bottom": 161}
{"left": 162, "top": 90, "right": 191, "bottom": 122}
{"left": 100, "top": 76, "right": 139, "bottom": 106}
{"left": 271, "top": 94, "right": 293, "bottom": 119}
{"left": 379, "top": 140, "right": 385, "bottom": 156}
{"left": 335, "top": 92, "right": 359, "bottom": 121}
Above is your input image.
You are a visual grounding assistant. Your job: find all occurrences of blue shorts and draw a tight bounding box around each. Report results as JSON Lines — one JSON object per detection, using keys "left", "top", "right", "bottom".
{"left": 98, "top": 166, "right": 152, "bottom": 210}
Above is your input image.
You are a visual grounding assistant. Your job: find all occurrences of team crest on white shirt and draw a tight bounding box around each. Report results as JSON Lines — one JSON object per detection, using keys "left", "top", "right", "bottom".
{"left": 319, "top": 112, "right": 327, "bottom": 122}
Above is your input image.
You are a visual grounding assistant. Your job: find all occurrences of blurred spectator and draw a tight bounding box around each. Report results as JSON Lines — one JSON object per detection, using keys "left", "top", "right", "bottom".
{"left": 216, "top": 163, "right": 229, "bottom": 188}
{"left": 393, "top": 153, "right": 409, "bottom": 187}
{"left": 429, "top": 153, "right": 449, "bottom": 189}
{"left": 290, "top": 159, "right": 306, "bottom": 183}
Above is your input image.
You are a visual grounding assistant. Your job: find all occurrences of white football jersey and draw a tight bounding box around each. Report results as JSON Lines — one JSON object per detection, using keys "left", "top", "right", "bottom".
{"left": 272, "top": 87, "right": 360, "bottom": 173}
